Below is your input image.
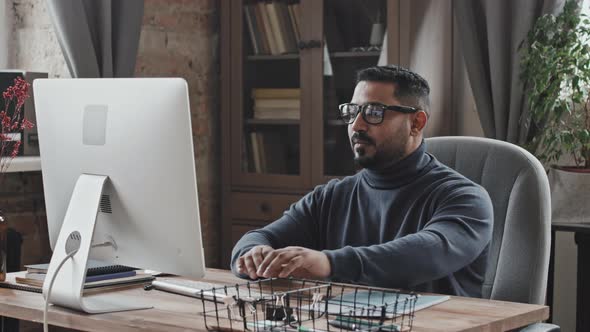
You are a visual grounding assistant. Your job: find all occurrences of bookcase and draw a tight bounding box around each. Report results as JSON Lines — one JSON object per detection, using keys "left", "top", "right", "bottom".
{"left": 220, "top": 0, "right": 405, "bottom": 267}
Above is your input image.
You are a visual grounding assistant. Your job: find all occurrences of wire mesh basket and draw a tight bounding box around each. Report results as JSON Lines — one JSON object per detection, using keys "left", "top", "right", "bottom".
{"left": 198, "top": 278, "right": 417, "bottom": 332}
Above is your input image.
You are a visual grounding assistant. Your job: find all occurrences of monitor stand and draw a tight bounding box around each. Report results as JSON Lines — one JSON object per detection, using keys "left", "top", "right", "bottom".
{"left": 42, "top": 174, "right": 152, "bottom": 313}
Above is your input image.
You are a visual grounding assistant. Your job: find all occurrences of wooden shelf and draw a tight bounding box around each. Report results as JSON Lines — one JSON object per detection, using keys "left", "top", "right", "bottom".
{"left": 330, "top": 51, "right": 381, "bottom": 58}
{"left": 246, "top": 51, "right": 380, "bottom": 61}
{"left": 221, "top": 0, "right": 401, "bottom": 267}
{"left": 3, "top": 156, "right": 41, "bottom": 173}
{"left": 246, "top": 119, "right": 300, "bottom": 125}
{"left": 247, "top": 54, "right": 300, "bottom": 61}
{"left": 325, "top": 119, "right": 346, "bottom": 126}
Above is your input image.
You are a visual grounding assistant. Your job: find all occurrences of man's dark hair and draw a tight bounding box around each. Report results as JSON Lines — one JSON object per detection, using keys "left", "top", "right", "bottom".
{"left": 356, "top": 65, "right": 431, "bottom": 115}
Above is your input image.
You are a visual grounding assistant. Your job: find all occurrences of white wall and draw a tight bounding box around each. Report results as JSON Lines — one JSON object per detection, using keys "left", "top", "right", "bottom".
{"left": 0, "top": 0, "right": 12, "bottom": 68}
{"left": 11, "top": 0, "right": 69, "bottom": 77}
{"left": 0, "top": 0, "right": 68, "bottom": 76}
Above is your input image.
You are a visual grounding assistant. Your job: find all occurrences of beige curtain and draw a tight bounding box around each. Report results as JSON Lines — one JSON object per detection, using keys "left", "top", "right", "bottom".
{"left": 454, "top": 0, "right": 565, "bottom": 144}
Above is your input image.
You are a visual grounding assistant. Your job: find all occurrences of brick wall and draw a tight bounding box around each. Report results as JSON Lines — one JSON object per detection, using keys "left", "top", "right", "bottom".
{"left": 0, "top": 172, "right": 50, "bottom": 267}
{"left": 1, "top": 1, "right": 68, "bottom": 274}
{"left": 6, "top": 0, "right": 221, "bottom": 271}
{"left": 136, "top": 0, "right": 221, "bottom": 268}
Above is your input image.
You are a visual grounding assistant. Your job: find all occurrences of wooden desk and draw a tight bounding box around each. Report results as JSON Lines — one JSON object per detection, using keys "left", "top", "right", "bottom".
{"left": 0, "top": 269, "right": 548, "bottom": 332}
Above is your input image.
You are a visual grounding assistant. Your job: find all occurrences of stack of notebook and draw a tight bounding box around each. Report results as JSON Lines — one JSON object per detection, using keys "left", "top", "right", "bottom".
{"left": 0, "top": 259, "right": 155, "bottom": 293}
{"left": 252, "top": 88, "right": 300, "bottom": 120}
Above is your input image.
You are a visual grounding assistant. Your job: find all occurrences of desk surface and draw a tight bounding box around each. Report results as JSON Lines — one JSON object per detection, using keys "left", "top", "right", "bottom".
{"left": 0, "top": 269, "right": 548, "bottom": 332}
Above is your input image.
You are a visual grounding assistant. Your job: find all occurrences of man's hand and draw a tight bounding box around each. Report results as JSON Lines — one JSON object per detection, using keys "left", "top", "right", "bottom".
{"left": 236, "top": 245, "right": 274, "bottom": 279}
{"left": 256, "top": 246, "right": 332, "bottom": 279}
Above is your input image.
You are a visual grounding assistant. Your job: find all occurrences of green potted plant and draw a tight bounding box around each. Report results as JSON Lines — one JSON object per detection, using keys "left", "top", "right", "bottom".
{"left": 520, "top": 0, "right": 590, "bottom": 223}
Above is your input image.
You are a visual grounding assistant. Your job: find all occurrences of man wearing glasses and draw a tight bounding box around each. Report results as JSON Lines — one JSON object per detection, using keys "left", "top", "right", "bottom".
{"left": 231, "top": 65, "right": 493, "bottom": 297}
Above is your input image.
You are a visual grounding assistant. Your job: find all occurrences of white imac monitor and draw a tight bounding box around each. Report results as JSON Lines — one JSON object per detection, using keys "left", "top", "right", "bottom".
{"left": 34, "top": 78, "right": 206, "bottom": 313}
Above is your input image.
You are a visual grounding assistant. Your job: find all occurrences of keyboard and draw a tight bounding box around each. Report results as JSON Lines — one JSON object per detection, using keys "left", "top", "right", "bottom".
{"left": 151, "top": 278, "right": 240, "bottom": 301}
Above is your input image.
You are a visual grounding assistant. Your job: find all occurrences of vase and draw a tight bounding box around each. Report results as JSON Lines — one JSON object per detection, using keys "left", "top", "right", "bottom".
{"left": 548, "top": 166, "right": 590, "bottom": 224}
{"left": 369, "top": 23, "right": 385, "bottom": 48}
{"left": 0, "top": 209, "right": 7, "bottom": 281}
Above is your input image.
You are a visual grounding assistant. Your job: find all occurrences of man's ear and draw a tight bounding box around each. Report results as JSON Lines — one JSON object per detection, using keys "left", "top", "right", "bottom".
{"left": 410, "top": 111, "right": 428, "bottom": 135}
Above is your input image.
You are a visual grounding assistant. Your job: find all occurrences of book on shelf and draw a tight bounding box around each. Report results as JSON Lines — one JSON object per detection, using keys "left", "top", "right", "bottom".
{"left": 253, "top": 109, "right": 300, "bottom": 120}
{"left": 266, "top": 2, "right": 287, "bottom": 54}
{"left": 252, "top": 88, "right": 300, "bottom": 99}
{"left": 256, "top": 133, "right": 267, "bottom": 173}
{"left": 284, "top": 2, "right": 301, "bottom": 50}
{"left": 252, "top": 88, "right": 301, "bottom": 120}
{"left": 257, "top": 2, "right": 278, "bottom": 54}
{"left": 244, "top": 1, "right": 301, "bottom": 55}
{"left": 291, "top": 2, "right": 302, "bottom": 39}
{"left": 247, "top": 131, "right": 288, "bottom": 174}
{"left": 244, "top": 5, "right": 261, "bottom": 55}
{"left": 251, "top": 131, "right": 270, "bottom": 173}
{"left": 254, "top": 98, "right": 300, "bottom": 109}
{"left": 250, "top": 132, "right": 262, "bottom": 173}
{"left": 276, "top": 2, "right": 298, "bottom": 53}
{"left": 287, "top": 3, "right": 300, "bottom": 44}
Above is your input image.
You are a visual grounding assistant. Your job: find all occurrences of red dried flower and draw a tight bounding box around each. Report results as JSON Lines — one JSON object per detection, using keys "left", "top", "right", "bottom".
{"left": 1, "top": 115, "right": 10, "bottom": 129}
{"left": 21, "top": 119, "right": 34, "bottom": 130}
{"left": 10, "top": 141, "right": 21, "bottom": 158}
{"left": 1, "top": 77, "right": 34, "bottom": 174}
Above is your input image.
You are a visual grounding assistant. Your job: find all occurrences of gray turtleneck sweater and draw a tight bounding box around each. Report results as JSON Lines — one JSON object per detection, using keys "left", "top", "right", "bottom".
{"left": 231, "top": 142, "right": 493, "bottom": 297}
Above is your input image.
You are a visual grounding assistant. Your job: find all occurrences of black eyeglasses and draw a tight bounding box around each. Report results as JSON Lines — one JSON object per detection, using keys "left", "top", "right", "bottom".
{"left": 338, "top": 102, "right": 419, "bottom": 125}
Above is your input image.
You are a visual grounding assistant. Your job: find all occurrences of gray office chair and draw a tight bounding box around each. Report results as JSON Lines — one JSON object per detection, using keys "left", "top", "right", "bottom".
{"left": 426, "top": 136, "right": 559, "bottom": 332}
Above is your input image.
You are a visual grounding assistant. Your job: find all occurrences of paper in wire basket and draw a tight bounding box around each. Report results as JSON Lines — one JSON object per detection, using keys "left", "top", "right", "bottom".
{"left": 197, "top": 278, "right": 420, "bottom": 332}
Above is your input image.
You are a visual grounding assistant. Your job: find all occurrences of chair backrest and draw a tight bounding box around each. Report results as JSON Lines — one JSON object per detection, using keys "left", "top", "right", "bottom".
{"left": 425, "top": 136, "right": 551, "bottom": 305}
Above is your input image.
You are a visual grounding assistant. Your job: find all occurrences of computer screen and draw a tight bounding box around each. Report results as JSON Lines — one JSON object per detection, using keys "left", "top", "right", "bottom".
{"left": 33, "top": 78, "right": 206, "bottom": 312}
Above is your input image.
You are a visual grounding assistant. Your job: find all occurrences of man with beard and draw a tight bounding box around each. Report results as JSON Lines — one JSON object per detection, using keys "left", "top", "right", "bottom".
{"left": 231, "top": 65, "right": 493, "bottom": 297}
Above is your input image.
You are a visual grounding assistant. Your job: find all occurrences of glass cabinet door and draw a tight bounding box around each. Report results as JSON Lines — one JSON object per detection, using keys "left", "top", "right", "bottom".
{"left": 311, "top": 0, "right": 399, "bottom": 183}
{"left": 231, "top": 0, "right": 312, "bottom": 189}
